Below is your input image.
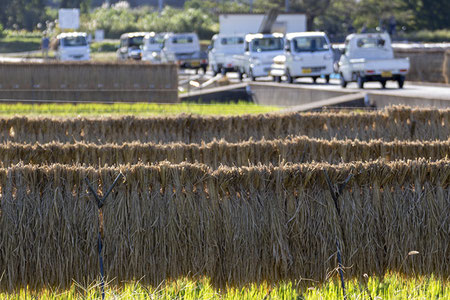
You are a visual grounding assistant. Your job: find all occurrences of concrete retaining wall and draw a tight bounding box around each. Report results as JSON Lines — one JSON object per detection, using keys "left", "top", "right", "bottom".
{"left": 248, "top": 82, "right": 359, "bottom": 106}
{"left": 0, "top": 62, "right": 178, "bottom": 103}
{"left": 368, "top": 93, "right": 450, "bottom": 109}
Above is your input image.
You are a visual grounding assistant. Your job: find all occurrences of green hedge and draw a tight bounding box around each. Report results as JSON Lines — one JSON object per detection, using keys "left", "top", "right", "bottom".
{"left": 90, "top": 41, "right": 119, "bottom": 53}
{"left": 397, "top": 30, "right": 450, "bottom": 43}
{"left": 83, "top": 6, "right": 218, "bottom": 40}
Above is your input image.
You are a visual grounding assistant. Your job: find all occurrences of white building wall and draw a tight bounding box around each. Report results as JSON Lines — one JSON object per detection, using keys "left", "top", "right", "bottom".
{"left": 219, "top": 14, "right": 306, "bottom": 35}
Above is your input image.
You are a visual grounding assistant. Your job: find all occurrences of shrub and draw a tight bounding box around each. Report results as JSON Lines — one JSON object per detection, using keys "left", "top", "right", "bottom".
{"left": 397, "top": 29, "right": 450, "bottom": 43}
{"left": 90, "top": 41, "right": 119, "bottom": 52}
{"left": 84, "top": 6, "right": 218, "bottom": 40}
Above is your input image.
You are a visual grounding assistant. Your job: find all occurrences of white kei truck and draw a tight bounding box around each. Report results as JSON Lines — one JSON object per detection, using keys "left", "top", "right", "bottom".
{"left": 141, "top": 32, "right": 165, "bottom": 63}
{"left": 208, "top": 34, "right": 245, "bottom": 75}
{"left": 55, "top": 32, "right": 90, "bottom": 61}
{"left": 160, "top": 32, "right": 208, "bottom": 73}
{"left": 270, "top": 32, "right": 334, "bottom": 83}
{"left": 233, "top": 33, "right": 285, "bottom": 81}
{"left": 338, "top": 32, "right": 410, "bottom": 88}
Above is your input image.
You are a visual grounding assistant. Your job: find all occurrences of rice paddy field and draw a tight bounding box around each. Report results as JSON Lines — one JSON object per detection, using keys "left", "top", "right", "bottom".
{"left": 0, "top": 102, "right": 280, "bottom": 116}
{"left": 0, "top": 103, "right": 448, "bottom": 299}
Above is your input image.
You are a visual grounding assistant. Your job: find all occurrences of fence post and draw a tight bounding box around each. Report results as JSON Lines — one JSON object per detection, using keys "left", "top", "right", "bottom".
{"left": 85, "top": 173, "right": 123, "bottom": 300}
{"left": 323, "top": 170, "right": 353, "bottom": 300}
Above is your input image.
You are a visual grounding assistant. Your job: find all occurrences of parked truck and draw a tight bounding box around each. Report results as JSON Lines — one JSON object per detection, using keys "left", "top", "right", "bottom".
{"left": 141, "top": 32, "right": 165, "bottom": 63}
{"left": 117, "top": 32, "right": 148, "bottom": 60}
{"left": 338, "top": 32, "right": 410, "bottom": 88}
{"left": 270, "top": 32, "right": 334, "bottom": 83}
{"left": 55, "top": 32, "right": 90, "bottom": 61}
{"left": 233, "top": 33, "right": 284, "bottom": 81}
{"left": 208, "top": 34, "right": 245, "bottom": 75}
{"left": 160, "top": 33, "right": 208, "bottom": 73}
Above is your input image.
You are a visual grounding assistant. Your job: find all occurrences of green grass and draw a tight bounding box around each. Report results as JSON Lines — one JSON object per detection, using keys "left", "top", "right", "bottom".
{"left": 90, "top": 41, "right": 120, "bottom": 53}
{"left": 0, "top": 273, "right": 447, "bottom": 299}
{"left": 0, "top": 35, "right": 41, "bottom": 53}
{"left": 0, "top": 102, "right": 280, "bottom": 117}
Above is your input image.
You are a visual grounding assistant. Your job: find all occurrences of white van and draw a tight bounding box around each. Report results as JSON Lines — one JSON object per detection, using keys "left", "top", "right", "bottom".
{"left": 55, "top": 32, "right": 90, "bottom": 61}
{"left": 208, "top": 34, "right": 245, "bottom": 75}
{"left": 270, "top": 32, "right": 334, "bottom": 83}
{"left": 142, "top": 32, "right": 165, "bottom": 62}
{"left": 233, "top": 33, "right": 285, "bottom": 80}
{"left": 160, "top": 33, "right": 208, "bottom": 73}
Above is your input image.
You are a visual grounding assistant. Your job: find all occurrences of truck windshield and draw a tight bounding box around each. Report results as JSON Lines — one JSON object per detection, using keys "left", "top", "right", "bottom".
{"left": 128, "top": 36, "right": 144, "bottom": 47}
{"left": 172, "top": 36, "right": 194, "bottom": 44}
{"left": 62, "top": 36, "right": 87, "bottom": 47}
{"left": 221, "top": 37, "right": 244, "bottom": 45}
{"left": 251, "top": 38, "right": 283, "bottom": 52}
{"left": 292, "top": 36, "right": 329, "bottom": 52}
{"left": 148, "top": 36, "right": 164, "bottom": 45}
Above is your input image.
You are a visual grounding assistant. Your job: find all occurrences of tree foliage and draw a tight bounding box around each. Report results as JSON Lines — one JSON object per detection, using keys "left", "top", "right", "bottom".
{"left": 0, "top": 0, "right": 448, "bottom": 39}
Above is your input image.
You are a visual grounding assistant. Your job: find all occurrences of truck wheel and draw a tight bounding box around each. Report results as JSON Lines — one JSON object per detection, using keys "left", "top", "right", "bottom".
{"left": 312, "top": 76, "right": 318, "bottom": 83}
{"left": 398, "top": 76, "right": 405, "bottom": 89}
{"left": 273, "top": 76, "right": 281, "bottom": 83}
{"left": 212, "top": 65, "right": 219, "bottom": 76}
{"left": 340, "top": 73, "right": 347, "bottom": 88}
{"left": 238, "top": 69, "right": 244, "bottom": 81}
{"left": 325, "top": 75, "right": 330, "bottom": 84}
{"left": 286, "top": 69, "right": 293, "bottom": 83}
{"left": 202, "top": 65, "right": 207, "bottom": 74}
{"left": 249, "top": 68, "right": 256, "bottom": 81}
{"left": 380, "top": 80, "right": 387, "bottom": 89}
{"left": 357, "top": 75, "right": 365, "bottom": 89}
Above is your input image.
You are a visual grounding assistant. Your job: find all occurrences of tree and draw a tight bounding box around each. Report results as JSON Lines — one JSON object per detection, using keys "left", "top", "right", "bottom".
{"left": 405, "top": 0, "right": 450, "bottom": 30}
{"left": 58, "top": 0, "right": 92, "bottom": 14}
{"left": 0, "top": 0, "right": 47, "bottom": 30}
{"left": 314, "top": 0, "right": 357, "bottom": 41}
{"left": 291, "top": 0, "right": 331, "bottom": 30}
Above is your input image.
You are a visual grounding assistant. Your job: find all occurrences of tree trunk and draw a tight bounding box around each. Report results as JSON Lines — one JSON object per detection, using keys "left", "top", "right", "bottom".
{"left": 307, "top": 15, "right": 315, "bottom": 31}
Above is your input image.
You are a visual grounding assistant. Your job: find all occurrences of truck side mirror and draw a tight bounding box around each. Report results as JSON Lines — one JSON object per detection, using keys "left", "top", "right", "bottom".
{"left": 285, "top": 42, "right": 291, "bottom": 52}
{"left": 245, "top": 43, "right": 249, "bottom": 52}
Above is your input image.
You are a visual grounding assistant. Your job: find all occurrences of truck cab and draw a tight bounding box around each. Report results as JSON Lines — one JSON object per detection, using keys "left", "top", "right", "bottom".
{"left": 233, "top": 33, "right": 284, "bottom": 81}
{"left": 338, "top": 33, "right": 410, "bottom": 88}
{"left": 142, "top": 32, "right": 165, "bottom": 63}
{"left": 117, "top": 32, "right": 148, "bottom": 61}
{"left": 270, "top": 32, "right": 334, "bottom": 83}
{"left": 208, "top": 34, "right": 245, "bottom": 75}
{"left": 55, "top": 32, "right": 90, "bottom": 61}
{"left": 160, "top": 33, "right": 208, "bottom": 73}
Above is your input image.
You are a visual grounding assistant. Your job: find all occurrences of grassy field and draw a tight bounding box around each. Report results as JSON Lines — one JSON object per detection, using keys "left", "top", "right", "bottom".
{"left": 0, "top": 102, "right": 280, "bottom": 116}
{"left": 1, "top": 273, "right": 447, "bottom": 299}
{"left": 0, "top": 35, "right": 41, "bottom": 53}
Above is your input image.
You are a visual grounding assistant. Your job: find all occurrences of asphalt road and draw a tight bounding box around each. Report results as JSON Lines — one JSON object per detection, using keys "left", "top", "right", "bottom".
{"left": 179, "top": 69, "right": 450, "bottom": 101}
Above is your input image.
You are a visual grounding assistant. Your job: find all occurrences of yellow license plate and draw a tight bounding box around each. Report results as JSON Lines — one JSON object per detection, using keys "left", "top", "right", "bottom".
{"left": 302, "top": 68, "right": 312, "bottom": 74}
{"left": 381, "top": 71, "right": 392, "bottom": 77}
{"left": 191, "top": 61, "right": 200, "bottom": 67}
